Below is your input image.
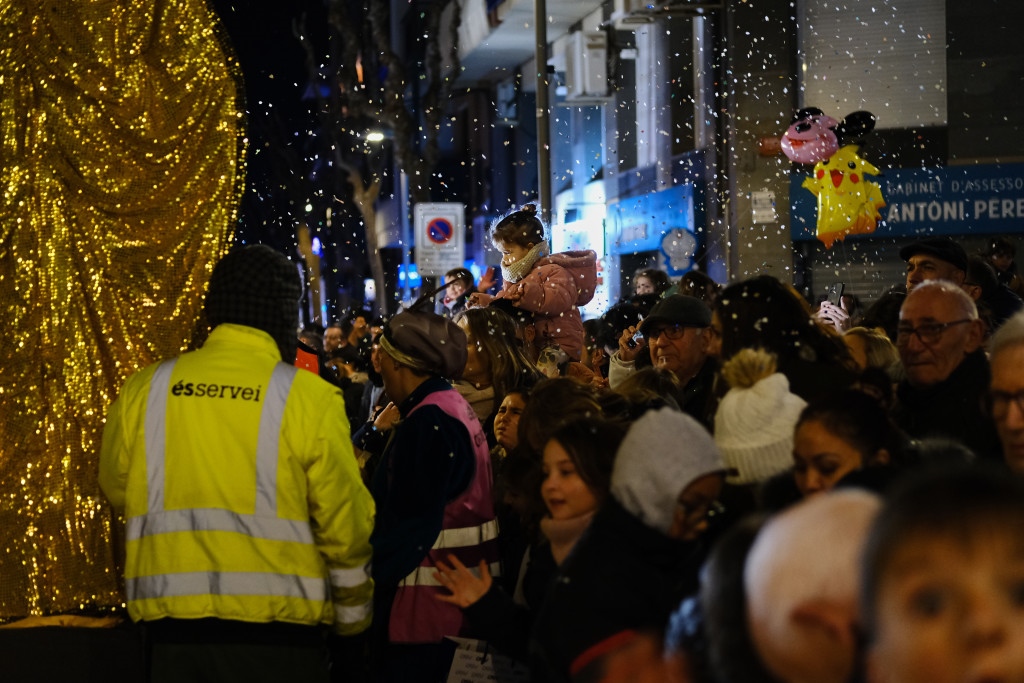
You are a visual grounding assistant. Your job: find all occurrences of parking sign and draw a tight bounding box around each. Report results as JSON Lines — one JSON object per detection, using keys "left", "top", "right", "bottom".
{"left": 414, "top": 203, "right": 465, "bottom": 276}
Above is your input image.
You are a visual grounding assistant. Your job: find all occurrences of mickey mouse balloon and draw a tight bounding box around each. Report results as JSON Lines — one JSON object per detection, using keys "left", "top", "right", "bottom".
{"left": 781, "top": 108, "right": 839, "bottom": 165}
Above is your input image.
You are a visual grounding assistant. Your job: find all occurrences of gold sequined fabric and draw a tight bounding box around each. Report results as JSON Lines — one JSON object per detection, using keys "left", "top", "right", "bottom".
{"left": 0, "top": 0, "right": 243, "bottom": 619}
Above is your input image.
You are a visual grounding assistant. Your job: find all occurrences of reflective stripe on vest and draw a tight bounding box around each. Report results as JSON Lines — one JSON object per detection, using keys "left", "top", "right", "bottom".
{"left": 430, "top": 518, "right": 499, "bottom": 551}
{"left": 394, "top": 520, "right": 499, "bottom": 588}
{"left": 336, "top": 602, "right": 371, "bottom": 625}
{"left": 256, "top": 364, "right": 295, "bottom": 515}
{"left": 127, "top": 571, "right": 327, "bottom": 602}
{"left": 331, "top": 567, "right": 372, "bottom": 589}
{"left": 398, "top": 562, "right": 502, "bottom": 589}
{"left": 126, "top": 508, "right": 314, "bottom": 544}
{"left": 145, "top": 360, "right": 176, "bottom": 512}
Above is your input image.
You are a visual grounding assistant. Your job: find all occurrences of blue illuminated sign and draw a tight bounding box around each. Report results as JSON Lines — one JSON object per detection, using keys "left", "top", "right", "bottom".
{"left": 608, "top": 184, "right": 701, "bottom": 258}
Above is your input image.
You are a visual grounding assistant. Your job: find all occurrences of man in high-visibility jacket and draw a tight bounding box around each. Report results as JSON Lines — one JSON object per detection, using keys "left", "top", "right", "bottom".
{"left": 367, "top": 305, "right": 500, "bottom": 683}
{"left": 99, "top": 245, "right": 375, "bottom": 683}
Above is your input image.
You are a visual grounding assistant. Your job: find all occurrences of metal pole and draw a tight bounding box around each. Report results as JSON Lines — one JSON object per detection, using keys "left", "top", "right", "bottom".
{"left": 534, "top": 0, "right": 551, "bottom": 225}
{"left": 400, "top": 168, "right": 412, "bottom": 305}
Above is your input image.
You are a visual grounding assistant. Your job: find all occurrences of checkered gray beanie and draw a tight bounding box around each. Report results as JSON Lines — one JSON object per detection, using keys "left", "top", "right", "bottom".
{"left": 205, "top": 245, "right": 302, "bottom": 362}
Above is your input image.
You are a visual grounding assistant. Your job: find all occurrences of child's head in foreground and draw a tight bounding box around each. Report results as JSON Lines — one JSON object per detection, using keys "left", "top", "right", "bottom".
{"left": 861, "top": 464, "right": 1024, "bottom": 683}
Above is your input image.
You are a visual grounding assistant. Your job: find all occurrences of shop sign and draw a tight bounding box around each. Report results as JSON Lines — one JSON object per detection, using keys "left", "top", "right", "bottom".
{"left": 791, "top": 163, "right": 1024, "bottom": 241}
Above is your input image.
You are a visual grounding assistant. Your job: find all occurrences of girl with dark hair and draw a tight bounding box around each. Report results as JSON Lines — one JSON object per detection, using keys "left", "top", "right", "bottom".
{"left": 516, "top": 377, "right": 606, "bottom": 458}
{"left": 431, "top": 417, "right": 625, "bottom": 663}
{"left": 468, "top": 204, "right": 597, "bottom": 361}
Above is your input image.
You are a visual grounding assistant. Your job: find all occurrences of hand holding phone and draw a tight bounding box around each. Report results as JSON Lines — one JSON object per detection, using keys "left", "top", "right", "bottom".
{"left": 625, "top": 314, "right": 645, "bottom": 349}
{"left": 618, "top": 324, "right": 644, "bottom": 362}
{"left": 817, "top": 284, "right": 851, "bottom": 333}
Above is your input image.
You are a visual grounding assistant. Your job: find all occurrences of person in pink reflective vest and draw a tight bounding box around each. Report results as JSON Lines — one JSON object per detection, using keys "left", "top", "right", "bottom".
{"left": 366, "top": 305, "right": 500, "bottom": 683}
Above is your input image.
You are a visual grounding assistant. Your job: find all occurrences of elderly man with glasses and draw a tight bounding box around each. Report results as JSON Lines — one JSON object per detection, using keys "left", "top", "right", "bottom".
{"left": 891, "top": 279, "right": 1002, "bottom": 460}
{"left": 608, "top": 294, "right": 718, "bottom": 428}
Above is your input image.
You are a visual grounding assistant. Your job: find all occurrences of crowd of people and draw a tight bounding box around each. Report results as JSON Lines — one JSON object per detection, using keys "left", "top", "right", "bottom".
{"left": 97, "top": 211, "right": 1024, "bottom": 683}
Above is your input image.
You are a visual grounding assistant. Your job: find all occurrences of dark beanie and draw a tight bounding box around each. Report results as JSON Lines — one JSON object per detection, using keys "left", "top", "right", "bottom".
{"left": 205, "top": 245, "right": 302, "bottom": 362}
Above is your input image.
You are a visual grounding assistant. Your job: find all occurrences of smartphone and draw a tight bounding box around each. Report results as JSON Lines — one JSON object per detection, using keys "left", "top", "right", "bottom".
{"left": 626, "top": 316, "right": 645, "bottom": 349}
{"left": 826, "top": 282, "right": 845, "bottom": 306}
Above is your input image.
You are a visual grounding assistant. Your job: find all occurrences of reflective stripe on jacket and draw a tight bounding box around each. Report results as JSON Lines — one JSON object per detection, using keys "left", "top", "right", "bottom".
{"left": 99, "top": 324, "right": 375, "bottom": 634}
{"left": 388, "top": 389, "right": 500, "bottom": 643}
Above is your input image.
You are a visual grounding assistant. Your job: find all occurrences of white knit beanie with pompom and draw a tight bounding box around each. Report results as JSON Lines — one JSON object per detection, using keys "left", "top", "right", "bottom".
{"left": 713, "top": 348, "right": 807, "bottom": 485}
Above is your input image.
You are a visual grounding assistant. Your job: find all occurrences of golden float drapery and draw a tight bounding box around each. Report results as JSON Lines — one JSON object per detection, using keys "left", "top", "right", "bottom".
{"left": 0, "top": 0, "right": 243, "bottom": 619}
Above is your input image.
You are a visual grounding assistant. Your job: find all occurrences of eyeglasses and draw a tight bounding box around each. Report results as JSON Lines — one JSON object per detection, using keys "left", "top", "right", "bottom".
{"left": 987, "top": 390, "right": 1024, "bottom": 419}
{"left": 676, "top": 499, "right": 725, "bottom": 527}
{"left": 896, "top": 319, "right": 972, "bottom": 346}
{"left": 645, "top": 324, "right": 694, "bottom": 341}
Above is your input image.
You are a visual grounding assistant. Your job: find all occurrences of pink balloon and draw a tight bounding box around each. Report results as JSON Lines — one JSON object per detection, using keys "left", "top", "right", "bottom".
{"left": 781, "top": 112, "right": 839, "bottom": 164}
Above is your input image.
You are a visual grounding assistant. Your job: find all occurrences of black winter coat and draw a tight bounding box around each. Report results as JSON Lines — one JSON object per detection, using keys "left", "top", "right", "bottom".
{"left": 529, "top": 500, "right": 706, "bottom": 683}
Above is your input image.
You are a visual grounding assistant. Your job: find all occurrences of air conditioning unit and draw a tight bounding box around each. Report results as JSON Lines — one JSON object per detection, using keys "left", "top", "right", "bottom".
{"left": 564, "top": 31, "right": 609, "bottom": 103}
{"left": 612, "top": 0, "right": 655, "bottom": 30}
{"left": 495, "top": 77, "right": 518, "bottom": 127}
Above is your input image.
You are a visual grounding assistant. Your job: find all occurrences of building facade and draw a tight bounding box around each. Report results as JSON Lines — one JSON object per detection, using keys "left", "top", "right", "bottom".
{"left": 376, "top": 0, "right": 1024, "bottom": 307}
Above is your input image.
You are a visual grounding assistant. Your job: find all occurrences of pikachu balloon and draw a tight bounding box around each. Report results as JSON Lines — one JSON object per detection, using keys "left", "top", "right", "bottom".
{"left": 802, "top": 145, "right": 886, "bottom": 248}
{"left": 785, "top": 110, "right": 885, "bottom": 249}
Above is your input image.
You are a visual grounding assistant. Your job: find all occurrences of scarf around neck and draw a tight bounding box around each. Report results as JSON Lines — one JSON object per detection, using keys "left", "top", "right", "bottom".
{"left": 540, "top": 509, "right": 596, "bottom": 565}
{"left": 501, "top": 241, "right": 548, "bottom": 283}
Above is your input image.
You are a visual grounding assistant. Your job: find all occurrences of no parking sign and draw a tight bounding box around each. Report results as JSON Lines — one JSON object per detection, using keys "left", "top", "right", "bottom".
{"left": 414, "top": 203, "right": 465, "bottom": 276}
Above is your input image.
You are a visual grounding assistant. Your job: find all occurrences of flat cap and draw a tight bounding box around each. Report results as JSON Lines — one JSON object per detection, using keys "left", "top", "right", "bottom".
{"left": 639, "top": 294, "right": 712, "bottom": 336}
{"left": 899, "top": 237, "right": 968, "bottom": 272}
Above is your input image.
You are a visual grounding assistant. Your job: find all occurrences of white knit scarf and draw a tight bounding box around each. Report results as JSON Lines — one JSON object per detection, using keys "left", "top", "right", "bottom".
{"left": 501, "top": 242, "right": 548, "bottom": 283}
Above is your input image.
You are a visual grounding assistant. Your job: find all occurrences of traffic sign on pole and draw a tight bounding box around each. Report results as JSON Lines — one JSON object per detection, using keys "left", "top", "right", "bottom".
{"left": 414, "top": 203, "right": 465, "bottom": 276}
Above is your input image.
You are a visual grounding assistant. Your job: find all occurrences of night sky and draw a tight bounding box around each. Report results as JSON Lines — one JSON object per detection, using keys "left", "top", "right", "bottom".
{"left": 210, "top": 0, "right": 330, "bottom": 248}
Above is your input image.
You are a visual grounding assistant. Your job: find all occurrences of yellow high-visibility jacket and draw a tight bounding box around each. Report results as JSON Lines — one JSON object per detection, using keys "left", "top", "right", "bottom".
{"left": 99, "top": 323, "right": 375, "bottom": 635}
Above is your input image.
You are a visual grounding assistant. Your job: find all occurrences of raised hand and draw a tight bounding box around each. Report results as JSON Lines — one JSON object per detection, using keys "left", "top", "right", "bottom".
{"left": 816, "top": 300, "right": 851, "bottom": 333}
{"left": 432, "top": 555, "right": 493, "bottom": 608}
{"left": 476, "top": 266, "right": 497, "bottom": 293}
